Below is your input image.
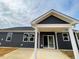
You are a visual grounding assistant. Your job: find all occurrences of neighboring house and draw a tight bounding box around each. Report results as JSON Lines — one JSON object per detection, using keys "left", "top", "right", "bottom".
{"left": 0, "top": 9, "right": 79, "bottom": 50}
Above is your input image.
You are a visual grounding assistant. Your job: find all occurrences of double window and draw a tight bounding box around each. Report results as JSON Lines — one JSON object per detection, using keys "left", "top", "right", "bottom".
{"left": 62, "top": 33, "right": 70, "bottom": 41}
{"left": 6, "top": 32, "right": 13, "bottom": 42}
{"left": 23, "top": 32, "right": 35, "bottom": 42}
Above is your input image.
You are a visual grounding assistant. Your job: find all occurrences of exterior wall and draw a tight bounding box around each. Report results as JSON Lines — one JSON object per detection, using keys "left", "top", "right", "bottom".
{"left": 0, "top": 31, "right": 78, "bottom": 50}
{"left": 0, "top": 32, "right": 34, "bottom": 48}
{"left": 40, "top": 32, "right": 78, "bottom": 50}
{"left": 57, "top": 32, "right": 72, "bottom": 50}
{"left": 38, "top": 15, "right": 69, "bottom": 24}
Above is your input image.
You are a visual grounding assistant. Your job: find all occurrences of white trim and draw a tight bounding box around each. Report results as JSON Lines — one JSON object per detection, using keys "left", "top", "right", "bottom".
{"left": 52, "top": 10, "right": 79, "bottom": 23}
{"left": 23, "top": 33, "right": 29, "bottom": 42}
{"left": 32, "top": 9, "right": 78, "bottom": 25}
{"left": 6, "top": 32, "right": 13, "bottom": 42}
{"left": 68, "top": 28, "right": 79, "bottom": 59}
{"left": 62, "top": 32, "right": 70, "bottom": 41}
{"left": 43, "top": 35, "right": 55, "bottom": 49}
{"left": 38, "top": 32, "right": 40, "bottom": 48}
{"left": 0, "top": 30, "right": 34, "bottom": 32}
{"left": 23, "top": 32, "right": 35, "bottom": 42}
{"left": 34, "top": 27, "right": 38, "bottom": 59}
{"left": 75, "top": 32, "right": 79, "bottom": 46}
{"left": 36, "top": 24, "right": 72, "bottom": 28}
{"left": 55, "top": 32, "right": 58, "bottom": 49}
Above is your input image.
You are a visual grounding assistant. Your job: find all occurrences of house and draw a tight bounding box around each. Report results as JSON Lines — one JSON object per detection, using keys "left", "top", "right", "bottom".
{"left": 0, "top": 9, "right": 79, "bottom": 59}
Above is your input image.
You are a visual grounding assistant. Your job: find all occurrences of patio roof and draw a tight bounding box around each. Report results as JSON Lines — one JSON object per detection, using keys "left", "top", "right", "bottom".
{"left": 32, "top": 9, "right": 79, "bottom": 25}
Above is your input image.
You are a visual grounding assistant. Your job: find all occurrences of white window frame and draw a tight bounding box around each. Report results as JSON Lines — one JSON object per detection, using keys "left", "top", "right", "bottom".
{"left": 62, "top": 32, "right": 70, "bottom": 41}
{"left": 43, "top": 35, "right": 55, "bottom": 49}
{"left": 23, "top": 32, "right": 35, "bottom": 42}
{"left": 29, "top": 33, "right": 35, "bottom": 42}
{"left": 23, "top": 33, "right": 29, "bottom": 42}
{"left": 6, "top": 32, "right": 13, "bottom": 42}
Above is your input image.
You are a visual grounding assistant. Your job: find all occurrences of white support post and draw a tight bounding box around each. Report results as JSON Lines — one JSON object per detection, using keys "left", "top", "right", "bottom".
{"left": 38, "top": 32, "right": 40, "bottom": 48}
{"left": 55, "top": 32, "right": 58, "bottom": 50}
{"left": 34, "top": 27, "right": 38, "bottom": 59}
{"left": 68, "top": 28, "right": 79, "bottom": 59}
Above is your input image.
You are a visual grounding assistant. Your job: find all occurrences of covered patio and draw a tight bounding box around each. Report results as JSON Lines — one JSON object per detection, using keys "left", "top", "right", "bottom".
{"left": 32, "top": 9, "right": 79, "bottom": 59}
{"left": 34, "top": 25, "right": 79, "bottom": 59}
{"left": 37, "top": 26, "right": 71, "bottom": 49}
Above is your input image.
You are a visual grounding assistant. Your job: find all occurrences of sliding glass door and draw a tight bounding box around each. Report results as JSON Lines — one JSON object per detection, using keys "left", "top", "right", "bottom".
{"left": 43, "top": 35, "right": 54, "bottom": 48}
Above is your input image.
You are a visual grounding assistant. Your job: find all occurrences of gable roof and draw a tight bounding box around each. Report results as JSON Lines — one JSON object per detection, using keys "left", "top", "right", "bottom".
{"left": 32, "top": 9, "right": 79, "bottom": 25}
{"left": 0, "top": 27, "right": 34, "bottom": 30}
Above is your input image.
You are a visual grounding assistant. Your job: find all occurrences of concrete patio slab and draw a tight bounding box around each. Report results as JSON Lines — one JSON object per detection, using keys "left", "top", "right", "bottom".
{"left": 0, "top": 48, "right": 71, "bottom": 59}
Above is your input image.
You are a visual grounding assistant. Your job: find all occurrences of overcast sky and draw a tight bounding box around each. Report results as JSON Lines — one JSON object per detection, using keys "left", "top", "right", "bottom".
{"left": 0, "top": 0, "right": 79, "bottom": 30}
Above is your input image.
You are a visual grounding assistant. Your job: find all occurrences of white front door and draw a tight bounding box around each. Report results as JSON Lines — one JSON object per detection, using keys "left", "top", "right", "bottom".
{"left": 43, "top": 35, "right": 55, "bottom": 48}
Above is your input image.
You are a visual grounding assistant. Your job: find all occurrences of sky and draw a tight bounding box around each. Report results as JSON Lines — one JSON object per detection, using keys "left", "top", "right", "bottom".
{"left": 0, "top": 0, "right": 79, "bottom": 30}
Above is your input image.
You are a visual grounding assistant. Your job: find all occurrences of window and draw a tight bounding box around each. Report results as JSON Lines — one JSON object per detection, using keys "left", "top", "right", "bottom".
{"left": 23, "top": 33, "right": 29, "bottom": 42}
{"left": 6, "top": 32, "right": 13, "bottom": 42}
{"left": 29, "top": 33, "right": 35, "bottom": 42}
{"left": 62, "top": 33, "right": 69, "bottom": 41}
{"left": 77, "top": 33, "right": 79, "bottom": 40}
{"left": 23, "top": 32, "right": 35, "bottom": 42}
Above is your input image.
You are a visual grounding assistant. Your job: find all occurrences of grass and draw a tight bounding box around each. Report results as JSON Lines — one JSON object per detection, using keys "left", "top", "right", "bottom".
{"left": 62, "top": 50, "right": 74, "bottom": 59}
{"left": 0, "top": 48, "right": 16, "bottom": 56}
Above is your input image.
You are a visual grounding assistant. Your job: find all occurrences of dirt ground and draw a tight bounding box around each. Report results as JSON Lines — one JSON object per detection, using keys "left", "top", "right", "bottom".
{"left": 0, "top": 48, "right": 16, "bottom": 56}
{"left": 61, "top": 51, "right": 74, "bottom": 59}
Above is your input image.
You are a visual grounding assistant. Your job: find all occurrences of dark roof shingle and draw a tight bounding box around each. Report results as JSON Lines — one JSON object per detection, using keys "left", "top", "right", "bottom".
{"left": 0, "top": 27, "right": 34, "bottom": 30}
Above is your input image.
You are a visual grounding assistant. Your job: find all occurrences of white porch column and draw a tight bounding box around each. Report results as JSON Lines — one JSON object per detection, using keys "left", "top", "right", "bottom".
{"left": 68, "top": 28, "right": 79, "bottom": 59}
{"left": 38, "top": 32, "right": 40, "bottom": 48}
{"left": 34, "top": 27, "right": 38, "bottom": 59}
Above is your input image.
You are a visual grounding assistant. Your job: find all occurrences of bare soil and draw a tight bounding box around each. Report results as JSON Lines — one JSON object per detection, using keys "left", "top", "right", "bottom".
{"left": 62, "top": 51, "right": 74, "bottom": 59}
{"left": 0, "top": 48, "right": 16, "bottom": 56}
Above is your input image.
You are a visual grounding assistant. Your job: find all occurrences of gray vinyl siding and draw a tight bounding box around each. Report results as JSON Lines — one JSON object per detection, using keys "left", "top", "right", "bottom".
{"left": 0, "top": 32, "right": 34, "bottom": 48}
{"left": 0, "top": 32, "right": 7, "bottom": 47}
{"left": 57, "top": 32, "right": 72, "bottom": 50}
{"left": 0, "top": 31, "right": 78, "bottom": 49}
{"left": 38, "top": 15, "right": 69, "bottom": 24}
{"left": 74, "top": 32, "right": 79, "bottom": 49}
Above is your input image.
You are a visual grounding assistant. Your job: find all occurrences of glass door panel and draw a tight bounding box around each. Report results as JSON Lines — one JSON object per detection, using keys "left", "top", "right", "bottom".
{"left": 44, "top": 36, "right": 48, "bottom": 47}
{"left": 43, "top": 35, "right": 54, "bottom": 48}
{"left": 48, "top": 36, "right": 54, "bottom": 48}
